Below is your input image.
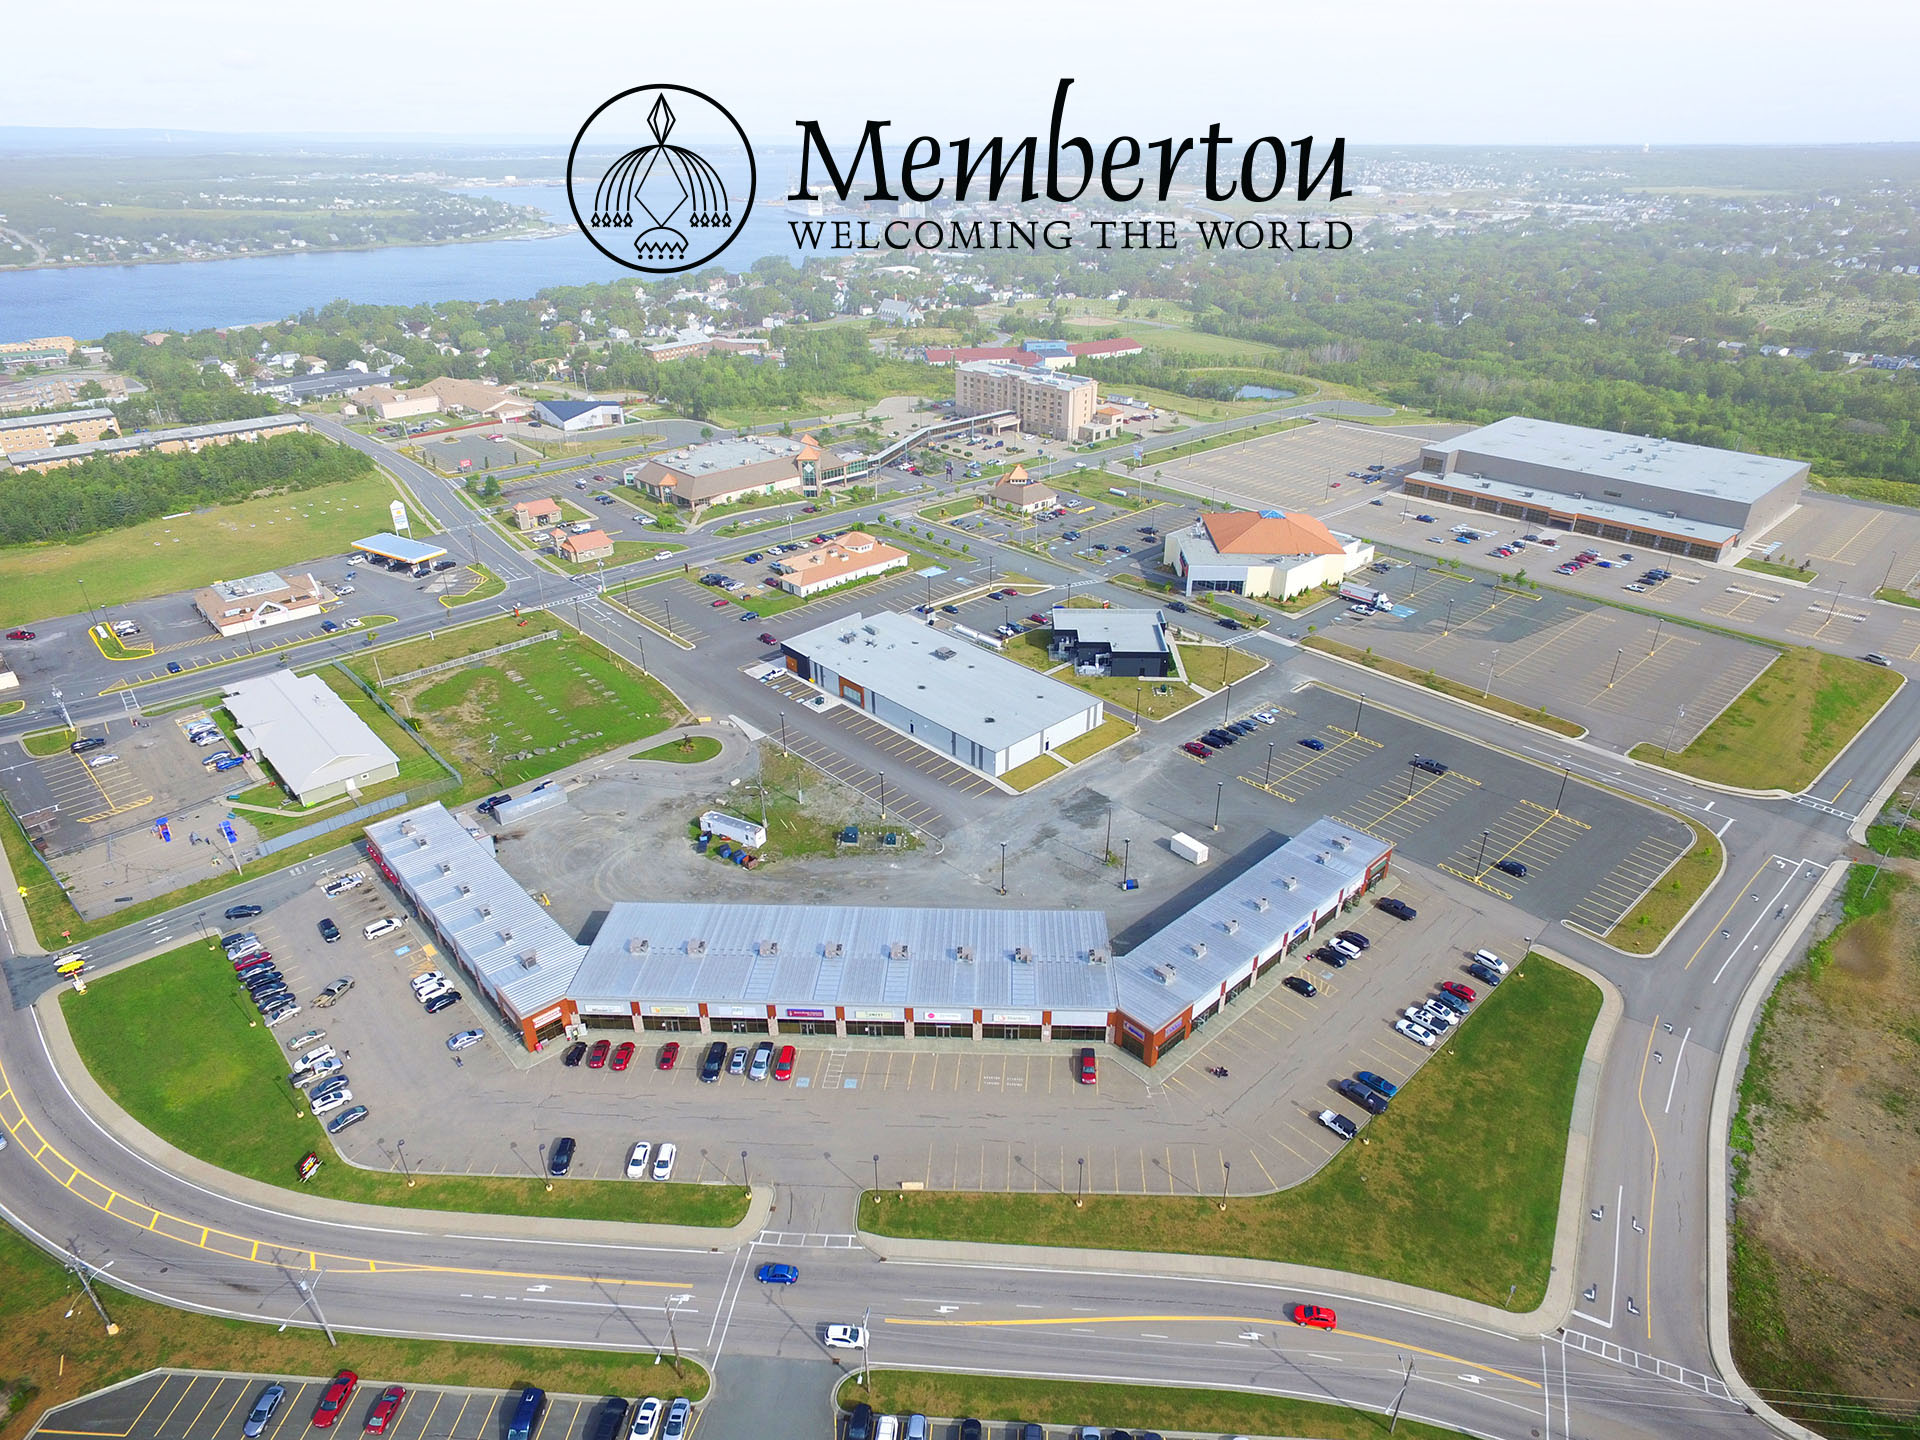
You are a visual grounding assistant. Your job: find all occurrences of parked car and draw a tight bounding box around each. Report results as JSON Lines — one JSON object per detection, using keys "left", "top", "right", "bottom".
{"left": 729, "top": 1046, "right": 748, "bottom": 1076}
{"left": 1298, "top": 736, "right": 1326, "bottom": 751}
{"left": 1395, "top": 1018, "right": 1438, "bottom": 1048}
{"left": 363, "top": 1387, "right": 407, "bottom": 1435}
{"left": 749, "top": 1040, "right": 774, "bottom": 1081}
{"left": 1356, "top": 1070, "right": 1399, "bottom": 1099}
{"left": 315, "top": 977, "right": 354, "bottom": 1008}
{"left": 628, "top": 1400, "right": 663, "bottom": 1440}
{"left": 318, "top": 918, "right": 341, "bottom": 943}
{"left": 1283, "top": 975, "right": 1318, "bottom": 997}
{"left": 626, "top": 1141, "right": 652, "bottom": 1179}
{"left": 548, "top": 1137, "right": 576, "bottom": 1177}
{"left": 1467, "top": 961, "right": 1505, "bottom": 987}
{"left": 773, "top": 1045, "right": 795, "bottom": 1081}
{"left": 1339, "top": 1078, "right": 1390, "bottom": 1114}
{"left": 657, "top": 1041, "right": 681, "bottom": 1070}
{"left": 1181, "top": 741, "right": 1212, "bottom": 759}
{"left": 1410, "top": 754, "right": 1449, "bottom": 775}
{"left": 446, "top": 1029, "right": 484, "bottom": 1051}
{"left": 1493, "top": 858, "right": 1528, "bottom": 879}
{"left": 700, "top": 1040, "right": 727, "bottom": 1082}
{"left": 243, "top": 1386, "right": 286, "bottom": 1438}
{"left": 563, "top": 1041, "right": 588, "bottom": 1067}
{"left": 1376, "top": 897, "right": 1417, "bottom": 920}
{"left": 587, "top": 1039, "right": 612, "bottom": 1069}
{"left": 1076, "top": 1047, "right": 1097, "bottom": 1084}
{"left": 424, "top": 990, "right": 460, "bottom": 1014}
{"left": 651, "top": 1141, "right": 677, "bottom": 1180}
{"left": 70, "top": 736, "right": 107, "bottom": 754}
{"left": 1315, "top": 1111, "right": 1358, "bottom": 1141}
{"left": 662, "top": 1400, "right": 691, "bottom": 1440}
{"left": 1336, "top": 930, "right": 1371, "bottom": 951}
{"left": 611, "top": 1041, "right": 635, "bottom": 1071}
{"left": 1440, "top": 980, "right": 1477, "bottom": 1003}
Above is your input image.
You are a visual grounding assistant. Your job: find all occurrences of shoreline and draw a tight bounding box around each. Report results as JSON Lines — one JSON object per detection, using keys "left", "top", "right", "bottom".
{"left": 0, "top": 221, "right": 572, "bottom": 275}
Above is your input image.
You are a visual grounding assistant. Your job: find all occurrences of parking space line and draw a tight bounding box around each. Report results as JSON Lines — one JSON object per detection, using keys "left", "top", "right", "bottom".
{"left": 199, "top": 1382, "right": 252, "bottom": 1440}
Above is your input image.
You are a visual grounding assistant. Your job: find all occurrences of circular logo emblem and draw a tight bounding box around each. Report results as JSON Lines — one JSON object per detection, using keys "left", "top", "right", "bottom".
{"left": 566, "top": 84, "right": 756, "bottom": 275}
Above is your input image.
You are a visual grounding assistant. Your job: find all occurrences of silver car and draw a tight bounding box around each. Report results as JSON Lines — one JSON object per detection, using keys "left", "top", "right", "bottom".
{"left": 243, "top": 1386, "right": 285, "bottom": 1438}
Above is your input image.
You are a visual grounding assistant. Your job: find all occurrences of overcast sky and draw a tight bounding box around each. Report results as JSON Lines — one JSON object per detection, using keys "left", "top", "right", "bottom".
{"left": 7, "top": 0, "right": 1918, "bottom": 147}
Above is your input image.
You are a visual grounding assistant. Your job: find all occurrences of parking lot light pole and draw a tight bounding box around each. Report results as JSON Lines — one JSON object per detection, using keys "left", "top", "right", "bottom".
{"left": 1476, "top": 829, "right": 1491, "bottom": 874}
{"left": 998, "top": 842, "right": 1007, "bottom": 896}
{"left": 1121, "top": 838, "right": 1132, "bottom": 888}
{"left": 1883, "top": 550, "right": 1900, "bottom": 594}
{"left": 1219, "top": 1158, "right": 1231, "bottom": 1211}
{"left": 1212, "top": 781, "right": 1224, "bottom": 832}
{"left": 877, "top": 773, "right": 886, "bottom": 822}
{"left": 76, "top": 576, "right": 102, "bottom": 631}
{"left": 1443, "top": 596, "right": 1454, "bottom": 635}
{"left": 1607, "top": 648, "right": 1623, "bottom": 688}
{"left": 1483, "top": 651, "right": 1498, "bottom": 699}
{"left": 1355, "top": 692, "right": 1366, "bottom": 735}
{"left": 741, "top": 1149, "right": 749, "bottom": 1189}
{"left": 1555, "top": 766, "right": 1572, "bottom": 813}
{"left": 1077, "top": 1155, "right": 1085, "bottom": 1207}
{"left": 396, "top": 1138, "right": 413, "bottom": 1187}
{"left": 1264, "top": 742, "right": 1275, "bottom": 785}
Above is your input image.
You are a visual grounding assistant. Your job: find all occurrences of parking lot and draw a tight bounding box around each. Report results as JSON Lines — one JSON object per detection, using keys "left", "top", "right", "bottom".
{"left": 31, "top": 1370, "right": 699, "bottom": 1440}
{"left": 1145, "top": 420, "right": 1446, "bottom": 517}
{"left": 1305, "top": 546, "right": 1780, "bottom": 751}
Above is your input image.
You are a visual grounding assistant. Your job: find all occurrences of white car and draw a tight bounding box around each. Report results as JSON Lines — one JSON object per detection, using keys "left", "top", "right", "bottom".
{"left": 626, "top": 1141, "right": 652, "bottom": 1179}
{"left": 417, "top": 982, "right": 452, "bottom": 1005}
{"left": 263, "top": 1004, "right": 303, "bottom": 1028}
{"left": 311, "top": 1087, "right": 355, "bottom": 1116}
{"left": 336, "top": 584, "right": 355, "bottom": 596}
{"left": 651, "top": 1142, "right": 677, "bottom": 1181}
{"left": 1472, "top": 949, "right": 1511, "bottom": 975}
{"left": 446, "top": 1029, "right": 484, "bottom": 1052}
{"left": 875, "top": 1419, "right": 899, "bottom": 1440}
{"left": 410, "top": 971, "right": 447, "bottom": 995}
{"left": 1317, "top": 1109, "right": 1358, "bottom": 1141}
{"left": 824, "top": 1324, "right": 869, "bottom": 1350}
{"left": 363, "top": 916, "right": 404, "bottom": 940}
{"left": 1395, "top": 1017, "right": 1437, "bottom": 1048}
{"left": 1417, "top": 1005, "right": 1456, "bottom": 1030}
{"left": 627, "top": 1399, "right": 662, "bottom": 1440}
{"left": 324, "top": 872, "right": 365, "bottom": 897}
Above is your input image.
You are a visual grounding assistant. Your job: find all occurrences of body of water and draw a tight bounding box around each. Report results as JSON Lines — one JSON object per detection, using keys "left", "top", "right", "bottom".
{"left": 0, "top": 183, "right": 805, "bottom": 339}
{"left": 1234, "top": 384, "right": 1298, "bottom": 400}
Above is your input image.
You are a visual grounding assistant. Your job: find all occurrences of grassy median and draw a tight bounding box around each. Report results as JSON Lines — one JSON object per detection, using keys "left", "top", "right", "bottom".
{"left": 59, "top": 941, "right": 748, "bottom": 1229}
{"left": 1602, "top": 815, "right": 1723, "bottom": 954}
{"left": 0, "top": 1221, "right": 707, "bottom": 1440}
{"left": 841, "top": 1372, "right": 1464, "bottom": 1440}
{"left": 861, "top": 956, "right": 1600, "bottom": 1309}
{"left": 1628, "top": 647, "right": 1900, "bottom": 791}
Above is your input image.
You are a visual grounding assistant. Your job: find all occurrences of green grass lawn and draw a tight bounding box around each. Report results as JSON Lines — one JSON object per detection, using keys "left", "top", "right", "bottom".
{"left": 1628, "top": 647, "right": 1901, "bottom": 790}
{"left": 20, "top": 727, "right": 72, "bottom": 756}
{"left": 391, "top": 627, "right": 687, "bottom": 791}
{"left": 634, "top": 735, "right": 722, "bottom": 764}
{"left": 1053, "top": 716, "right": 1136, "bottom": 764}
{"left": 59, "top": 941, "right": 748, "bottom": 1228}
{"left": 841, "top": 1373, "right": 1465, "bottom": 1440}
{"left": 862, "top": 956, "right": 1600, "bottom": 1309}
{"left": 1874, "top": 587, "right": 1920, "bottom": 608}
{"left": 1175, "top": 643, "right": 1267, "bottom": 691}
{"left": 1603, "top": 816, "right": 1724, "bottom": 954}
{"left": 1302, "top": 636, "right": 1585, "bottom": 737}
{"left": 0, "top": 1222, "right": 707, "bottom": 1440}
{"left": 353, "top": 613, "right": 562, "bottom": 683}
{"left": 0, "top": 471, "right": 413, "bottom": 616}
{"left": 1736, "top": 556, "right": 1816, "bottom": 583}
{"left": 0, "top": 698, "right": 23, "bottom": 718}
{"left": 999, "top": 754, "right": 1065, "bottom": 791}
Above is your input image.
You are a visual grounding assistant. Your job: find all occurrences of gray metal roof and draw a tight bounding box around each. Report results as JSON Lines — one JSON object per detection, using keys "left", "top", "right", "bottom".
{"left": 353, "top": 532, "right": 449, "bottom": 563}
{"left": 6, "top": 414, "right": 306, "bottom": 466}
{"left": 223, "top": 671, "right": 399, "bottom": 799}
{"left": 1115, "top": 818, "right": 1393, "bottom": 1033}
{"left": 1426, "top": 416, "right": 1806, "bottom": 506}
{"left": 0, "top": 407, "right": 114, "bottom": 432}
{"left": 1049, "top": 607, "right": 1170, "bottom": 657}
{"left": 367, "top": 803, "right": 586, "bottom": 1019}
{"left": 573, "top": 903, "right": 1114, "bottom": 1013}
{"left": 784, "top": 610, "right": 1099, "bottom": 749}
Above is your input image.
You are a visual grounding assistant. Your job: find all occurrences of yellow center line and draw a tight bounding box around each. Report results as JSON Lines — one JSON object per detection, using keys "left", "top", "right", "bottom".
{"left": 1634, "top": 1016, "right": 1661, "bottom": 1344}
{"left": 884, "top": 1315, "right": 1540, "bottom": 1389}
{"left": 1682, "top": 856, "right": 1774, "bottom": 969}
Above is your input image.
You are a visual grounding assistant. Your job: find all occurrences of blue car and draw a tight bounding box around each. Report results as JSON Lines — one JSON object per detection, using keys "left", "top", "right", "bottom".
{"left": 321, "top": 620, "right": 339, "bottom": 633}
{"left": 1299, "top": 737, "right": 1326, "bottom": 751}
{"left": 756, "top": 1262, "right": 799, "bottom": 1285}
{"left": 1356, "top": 1070, "right": 1398, "bottom": 1099}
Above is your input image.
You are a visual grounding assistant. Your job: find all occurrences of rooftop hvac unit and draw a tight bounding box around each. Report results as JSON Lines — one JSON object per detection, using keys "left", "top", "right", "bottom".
{"left": 1153, "top": 963, "right": 1179, "bottom": 984}
{"left": 863, "top": 624, "right": 878, "bottom": 636}
{"left": 1283, "top": 875, "right": 1298, "bottom": 890}
{"left": 823, "top": 941, "right": 844, "bottom": 958}
{"left": 687, "top": 938, "right": 708, "bottom": 956}
{"left": 1223, "top": 918, "right": 1239, "bottom": 934}
{"left": 627, "top": 937, "right": 650, "bottom": 954}
{"left": 1190, "top": 941, "right": 1207, "bottom": 959}
{"left": 457, "top": 883, "right": 471, "bottom": 895}
{"left": 496, "top": 929, "right": 513, "bottom": 943}
{"left": 1253, "top": 896, "right": 1270, "bottom": 912}
{"left": 414, "top": 836, "right": 430, "bottom": 848}
{"left": 437, "top": 861, "right": 452, "bottom": 875}
{"left": 933, "top": 647, "right": 956, "bottom": 660}
{"left": 955, "top": 944, "right": 974, "bottom": 962}
{"left": 1088, "top": 948, "right": 1110, "bottom": 965}
{"left": 400, "top": 821, "right": 417, "bottom": 836}
{"left": 758, "top": 939, "right": 780, "bottom": 956}
{"left": 1013, "top": 946, "right": 1033, "bottom": 964}
{"left": 479, "top": 904, "right": 493, "bottom": 917}
{"left": 889, "top": 942, "right": 909, "bottom": 959}
{"left": 517, "top": 951, "right": 539, "bottom": 970}
{"left": 1317, "top": 852, "right": 1330, "bottom": 865}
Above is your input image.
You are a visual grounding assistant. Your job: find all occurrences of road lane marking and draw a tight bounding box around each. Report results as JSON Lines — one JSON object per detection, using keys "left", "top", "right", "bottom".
{"left": 1634, "top": 1016, "right": 1661, "bottom": 1343}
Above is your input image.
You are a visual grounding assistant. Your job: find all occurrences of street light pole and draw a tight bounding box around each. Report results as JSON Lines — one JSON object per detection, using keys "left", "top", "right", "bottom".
{"left": 1555, "top": 766, "right": 1571, "bottom": 813}
{"left": 741, "top": 1148, "right": 749, "bottom": 1189}
{"left": 1218, "top": 1158, "right": 1231, "bottom": 1211}
{"left": 1483, "top": 651, "right": 1497, "bottom": 698}
{"left": 1354, "top": 692, "right": 1366, "bottom": 735}
{"left": 1476, "top": 829, "right": 1491, "bottom": 873}
{"left": 778, "top": 711, "right": 788, "bottom": 748}
{"left": 1264, "top": 742, "right": 1275, "bottom": 785}
{"left": 1443, "top": 596, "right": 1454, "bottom": 635}
{"left": 397, "top": 1138, "right": 413, "bottom": 1187}
{"left": 1607, "top": 647, "right": 1623, "bottom": 688}
{"left": 1121, "top": 838, "right": 1131, "bottom": 888}
{"left": 1212, "top": 781, "right": 1224, "bottom": 832}
{"left": 1883, "top": 550, "right": 1900, "bottom": 594}
{"left": 998, "top": 841, "right": 1007, "bottom": 896}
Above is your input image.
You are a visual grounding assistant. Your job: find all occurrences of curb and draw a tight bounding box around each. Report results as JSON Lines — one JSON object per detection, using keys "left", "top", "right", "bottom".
{"left": 858, "top": 948, "right": 1622, "bottom": 1342}
{"left": 1703, "top": 861, "right": 1848, "bottom": 1440}
{"left": 32, "top": 993, "right": 774, "bottom": 1250}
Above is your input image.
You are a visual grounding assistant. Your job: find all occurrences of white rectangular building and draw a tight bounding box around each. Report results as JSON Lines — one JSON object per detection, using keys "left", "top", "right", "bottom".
{"left": 223, "top": 671, "right": 400, "bottom": 805}
{"left": 781, "top": 610, "right": 1101, "bottom": 778}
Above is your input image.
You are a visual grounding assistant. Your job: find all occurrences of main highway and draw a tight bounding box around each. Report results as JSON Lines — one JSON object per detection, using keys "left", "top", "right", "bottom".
{"left": 2, "top": 409, "right": 1887, "bottom": 1439}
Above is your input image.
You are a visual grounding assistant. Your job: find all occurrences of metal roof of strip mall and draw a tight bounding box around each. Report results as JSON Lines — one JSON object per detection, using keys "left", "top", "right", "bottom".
{"left": 365, "top": 803, "right": 586, "bottom": 1018}
{"left": 572, "top": 903, "right": 1115, "bottom": 1013}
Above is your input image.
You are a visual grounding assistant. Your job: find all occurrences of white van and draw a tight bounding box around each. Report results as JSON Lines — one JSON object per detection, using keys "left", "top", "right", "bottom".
{"left": 1472, "top": 949, "right": 1510, "bottom": 975}
{"left": 363, "top": 916, "right": 404, "bottom": 941}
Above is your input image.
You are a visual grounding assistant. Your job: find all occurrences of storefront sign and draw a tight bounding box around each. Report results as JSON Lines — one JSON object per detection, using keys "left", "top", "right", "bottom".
{"left": 531, "top": 1006, "right": 563, "bottom": 1026}
{"left": 297, "top": 1152, "right": 323, "bottom": 1183}
{"left": 850, "top": 1008, "right": 899, "bottom": 1021}
{"left": 989, "top": 1011, "right": 1041, "bottom": 1025}
{"left": 576, "top": 1002, "right": 630, "bottom": 1017}
{"left": 645, "top": 1003, "right": 697, "bottom": 1017}
{"left": 919, "top": 1009, "right": 970, "bottom": 1024}
{"left": 781, "top": 1007, "right": 828, "bottom": 1020}
{"left": 1122, "top": 1021, "right": 1146, "bottom": 1040}
{"left": 708, "top": 1003, "right": 765, "bottom": 1019}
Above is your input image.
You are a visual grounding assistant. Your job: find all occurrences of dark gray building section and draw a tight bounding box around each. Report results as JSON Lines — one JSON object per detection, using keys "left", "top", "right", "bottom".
{"left": 1048, "top": 607, "right": 1173, "bottom": 678}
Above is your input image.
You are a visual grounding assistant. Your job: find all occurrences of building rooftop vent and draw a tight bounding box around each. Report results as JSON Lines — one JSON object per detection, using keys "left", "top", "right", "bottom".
{"left": 400, "top": 821, "right": 417, "bottom": 836}
{"left": 1223, "top": 918, "right": 1239, "bottom": 934}
{"left": 457, "top": 882, "right": 471, "bottom": 895}
{"left": 1013, "top": 946, "right": 1033, "bottom": 964}
{"left": 687, "top": 938, "right": 707, "bottom": 956}
{"left": 437, "top": 861, "right": 452, "bottom": 875}
{"left": 1190, "top": 940, "right": 1207, "bottom": 959}
{"left": 1333, "top": 834, "right": 1351, "bottom": 850}
{"left": 1253, "top": 896, "right": 1271, "bottom": 912}
{"left": 627, "top": 937, "right": 650, "bottom": 954}
{"left": 1317, "top": 851, "right": 1330, "bottom": 865}
{"left": 823, "top": 941, "right": 844, "bottom": 958}
{"left": 497, "top": 929, "right": 514, "bottom": 943}
{"left": 1283, "top": 875, "right": 1299, "bottom": 890}
{"left": 955, "top": 944, "right": 974, "bottom": 962}
{"left": 479, "top": 904, "right": 493, "bottom": 917}
{"left": 758, "top": 939, "right": 780, "bottom": 956}
{"left": 1089, "top": 947, "right": 1110, "bottom": 965}
{"left": 1154, "top": 963, "right": 1179, "bottom": 984}
{"left": 889, "top": 942, "right": 909, "bottom": 959}
{"left": 518, "top": 951, "right": 539, "bottom": 970}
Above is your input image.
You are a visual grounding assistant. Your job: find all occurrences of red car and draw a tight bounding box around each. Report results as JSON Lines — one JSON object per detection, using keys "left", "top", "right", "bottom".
{"left": 5, "top": 629, "right": 34, "bottom": 640}
{"left": 657, "top": 1041, "right": 680, "bottom": 1071}
{"left": 1440, "top": 980, "right": 1477, "bottom": 1003}
{"left": 363, "top": 1387, "right": 406, "bottom": 1434}
{"left": 1076, "top": 1047, "right": 1097, "bottom": 1084}
{"left": 312, "top": 1371, "right": 359, "bottom": 1428}
{"left": 1290, "top": 1304, "right": 1337, "bottom": 1330}
{"left": 610, "top": 1042, "right": 635, "bottom": 1072}
{"left": 586, "top": 1039, "right": 611, "bottom": 1069}
{"left": 1181, "top": 741, "right": 1211, "bottom": 759}
{"left": 711, "top": 597, "right": 729, "bottom": 607}
{"left": 233, "top": 951, "right": 274, "bottom": 970}
{"left": 773, "top": 1044, "right": 795, "bottom": 1081}
{"left": 1027, "top": 612, "right": 1047, "bottom": 625}
{"left": 999, "top": 588, "right": 1018, "bottom": 598}
{"left": 758, "top": 632, "right": 779, "bottom": 645}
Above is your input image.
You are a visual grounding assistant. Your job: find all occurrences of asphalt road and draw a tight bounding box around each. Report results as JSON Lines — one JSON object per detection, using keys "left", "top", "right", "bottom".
{"left": 2, "top": 404, "right": 1905, "bottom": 1440}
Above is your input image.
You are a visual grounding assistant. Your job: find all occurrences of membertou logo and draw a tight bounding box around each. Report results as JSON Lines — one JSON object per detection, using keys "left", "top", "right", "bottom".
{"left": 567, "top": 84, "right": 756, "bottom": 274}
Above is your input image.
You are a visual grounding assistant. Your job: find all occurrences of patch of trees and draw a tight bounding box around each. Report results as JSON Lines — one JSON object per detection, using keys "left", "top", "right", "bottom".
{"left": 0, "top": 433, "right": 375, "bottom": 547}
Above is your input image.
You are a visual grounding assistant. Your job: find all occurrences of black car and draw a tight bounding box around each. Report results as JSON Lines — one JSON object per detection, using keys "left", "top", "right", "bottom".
{"left": 1338, "top": 1078, "right": 1390, "bottom": 1115}
{"left": 224, "top": 903, "right": 264, "bottom": 920}
{"left": 1228, "top": 720, "right": 1257, "bottom": 735}
{"left": 1283, "top": 975, "right": 1318, "bottom": 997}
{"left": 476, "top": 792, "right": 512, "bottom": 815}
{"left": 1218, "top": 616, "right": 1241, "bottom": 630}
{"left": 433, "top": 559, "right": 458, "bottom": 571}
{"left": 548, "top": 1137, "right": 576, "bottom": 1177}
{"left": 1467, "top": 961, "right": 1504, "bottom": 987}
{"left": 1336, "top": 930, "right": 1371, "bottom": 951}
{"left": 562, "top": 1041, "right": 588, "bottom": 1067}
{"left": 941, "top": 604, "right": 961, "bottom": 615}
{"left": 1315, "top": 947, "right": 1348, "bottom": 969}
{"left": 1377, "top": 897, "right": 1418, "bottom": 920}
{"left": 1204, "top": 728, "right": 1236, "bottom": 746}
{"left": 70, "top": 736, "right": 108, "bottom": 755}
{"left": 1410, "top": 755, "right": 1449, "bottom": 775}
{"left": 424, "top": 990, "right": 460, "bottom": 1014}
{"left": 700, "top": 1039, "right": 728, "bottom": 1082}
{"left": 959, "top": 1422, "right": 982, "bottom": 1440}
{"left": 319, "top": 917, "right": 340, "bottom": 943}
{"left": 1168, "top": 600, "right": 1188, "bottom": 612}
{"left": 1494, "top": 858, "right": 1528, "bottom": 879}
{"left": 589, "top": 1398, "right": 628, "bottom": 1440}
{"left": 325, "top": 1105, "right": 369, "bottom": 1135}
{"left": 845, "top": 1405, "right": 875, "bottom": 1440}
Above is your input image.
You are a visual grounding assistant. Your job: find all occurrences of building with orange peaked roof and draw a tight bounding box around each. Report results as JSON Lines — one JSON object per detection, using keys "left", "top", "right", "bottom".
{"left": 1162, "top": 508, "right": 1375, "bottom": 600}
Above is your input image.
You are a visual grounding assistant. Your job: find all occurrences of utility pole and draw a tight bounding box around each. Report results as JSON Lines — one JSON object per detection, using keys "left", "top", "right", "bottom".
{"left": 66, "top": 1248, "right": 119, "bottom": 1335}
{"left": 1387, "top": 1355, "right": 1416, "bottom": 1432}
{"left": 299, "top": 1269, "right": 338, "bottom": 1347}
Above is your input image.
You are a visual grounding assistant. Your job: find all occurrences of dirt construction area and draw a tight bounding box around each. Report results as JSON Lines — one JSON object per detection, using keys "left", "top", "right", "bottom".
{"left": 1731, "top": 867, "right": 1920, "bottom": 1429}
